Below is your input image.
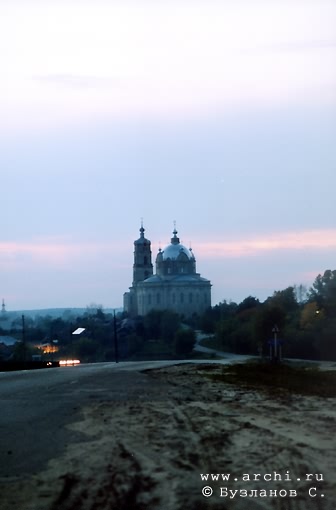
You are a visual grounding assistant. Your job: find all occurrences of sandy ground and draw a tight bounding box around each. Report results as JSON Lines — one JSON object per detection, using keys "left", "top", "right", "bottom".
{"left": 2, "top": 363, "right": 336, "bottom": 510}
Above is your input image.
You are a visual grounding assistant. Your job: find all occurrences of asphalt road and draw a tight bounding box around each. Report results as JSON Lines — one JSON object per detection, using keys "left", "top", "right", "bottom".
{"left": 0, "top": 354, "right": 258, "bottom": 481}
{"left": 0, "top": 361, "right": 186, "bottom": 480}
{"left": 0, "top": 352, "right": 327, "bottom": 484}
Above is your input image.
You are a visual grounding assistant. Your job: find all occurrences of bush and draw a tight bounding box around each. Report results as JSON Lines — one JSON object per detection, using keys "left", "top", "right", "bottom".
{"left": 174, "top": 328, "right": 196, "bottom": 355}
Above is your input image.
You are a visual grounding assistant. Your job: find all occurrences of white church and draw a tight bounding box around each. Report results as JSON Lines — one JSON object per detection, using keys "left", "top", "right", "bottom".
{"left": 123, "top": 224, "right": 211, "bottom": 317}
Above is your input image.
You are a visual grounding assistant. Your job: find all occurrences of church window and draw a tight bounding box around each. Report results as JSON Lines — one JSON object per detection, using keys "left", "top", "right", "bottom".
{"left": 157, "top": 293, "right": 161, "bottom": 304}
{"left": 180, "top": 293, "right": 184, "bottom": 303}
{"left": 189, "top": 293, "right": 193, "bottom": 303}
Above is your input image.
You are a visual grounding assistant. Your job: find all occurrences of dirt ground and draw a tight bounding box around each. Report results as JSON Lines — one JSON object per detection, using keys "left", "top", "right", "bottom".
{"left": 2, "top": 363, "right": 336, "bottom": 510}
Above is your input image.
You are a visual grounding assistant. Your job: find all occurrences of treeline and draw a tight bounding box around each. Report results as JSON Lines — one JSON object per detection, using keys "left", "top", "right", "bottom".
{"left": 197, "top": 270, "right": 336, "bottom": 361}
{"left": 0, "top": 307, "right": 117, "bottom": 362}
{"left": 0, "top": 306, "right": 196, "bottom": 362}
{"left": 2, "top": 269, "right": 335, "bottom": 362}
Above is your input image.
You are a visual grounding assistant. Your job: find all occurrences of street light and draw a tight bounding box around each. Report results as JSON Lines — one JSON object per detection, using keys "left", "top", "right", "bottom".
{"left": 72, "top": 328, "right": 86, "bottom": 335}
{"left": 71, "top": 328, "right": 85, "bottom": 361}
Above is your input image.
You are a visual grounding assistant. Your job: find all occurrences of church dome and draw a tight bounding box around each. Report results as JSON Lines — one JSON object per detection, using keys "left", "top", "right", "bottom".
{"left": 155, "top": 227, "right": 197, "bottom": 278}
{"left": 134, "top": 224, "right": 150, "bottom": 245}
{"left": 162, "top": 243, "right": 194, "bottom": 261}
{"left": 160, "top": 228, "right": 194, "bottom": 261}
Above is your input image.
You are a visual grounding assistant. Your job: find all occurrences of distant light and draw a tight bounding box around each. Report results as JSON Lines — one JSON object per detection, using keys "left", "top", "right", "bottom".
{"left": 59, "top": 359, "right": 81, "bottom": 366}
{"left": 72, "top": 328, "right": 85, "bottom": 335}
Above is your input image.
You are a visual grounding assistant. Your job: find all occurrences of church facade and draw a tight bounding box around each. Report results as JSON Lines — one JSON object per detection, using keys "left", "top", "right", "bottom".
{"left": 123, "top": 225, "right": 211, "bottom": 317}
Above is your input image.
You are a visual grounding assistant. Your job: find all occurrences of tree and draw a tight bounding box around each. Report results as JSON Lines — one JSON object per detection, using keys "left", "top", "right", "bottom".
{"left": 73, "top": 337, "right": 99, "bottom": 361}
{"left": 237, "top": 296, "right": 260, "bottom": 313}
{"left": 300, "top": 302, "right": 325, "bottom": 330}
{"left": 160, "top": 310, "right": 180, "bottom": 343}
{"left": 254, "top": 305, "right": 286, "bottom": 345}
{"left": 174, "top": 329, "right": 196, "bottom": 355}
{"left": 293, "top": 284, "right": 308, "bottom": 304}
{"left": 85, "top": 303, "right": 105, "bottom": 318}
{"left": 266, "top": 287, "right": 298, "bottom": 314}
{"left": 144, "top": 310, "right": 180, "bottom": 342}
{"left": 144, "top": 310, "right": 162, "bottom": 340}
{"left": 309, "top": 270, "right": 336, "bottom": 316}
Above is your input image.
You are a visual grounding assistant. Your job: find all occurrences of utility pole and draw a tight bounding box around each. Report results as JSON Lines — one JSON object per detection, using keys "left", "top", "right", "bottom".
{"left": 22, "top": 314, "right": 26, "bottom": 364}
{"left": 272, "top": 324, "right": 280, "bottom": 362}
{"left": 113, "top": 310, "right": 119, "bottom": 363}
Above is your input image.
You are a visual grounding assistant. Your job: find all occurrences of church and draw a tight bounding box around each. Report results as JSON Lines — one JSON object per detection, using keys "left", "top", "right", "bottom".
{"left": 123, "top": 224, "right": 211, "bottom": 317}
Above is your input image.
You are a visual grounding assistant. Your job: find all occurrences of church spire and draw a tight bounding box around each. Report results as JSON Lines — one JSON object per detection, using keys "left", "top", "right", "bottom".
{"left": 139, "top": 218, "right": 145, "bottom": 238}
{"left": 171, "top": 221, "right": 180, "bottom": 245}
{"left": 133, "top": 222, "right": 153, "bottom": 284}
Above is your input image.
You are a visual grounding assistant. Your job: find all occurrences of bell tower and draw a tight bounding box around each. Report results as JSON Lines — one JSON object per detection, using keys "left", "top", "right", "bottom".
{"left": 133, "top": 222, "right": 153, "bottom": 284}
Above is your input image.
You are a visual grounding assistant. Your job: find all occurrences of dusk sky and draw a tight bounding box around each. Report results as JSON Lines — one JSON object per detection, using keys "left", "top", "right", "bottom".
{"left": 1, "top": 0, "right": 336, "bottom": 311}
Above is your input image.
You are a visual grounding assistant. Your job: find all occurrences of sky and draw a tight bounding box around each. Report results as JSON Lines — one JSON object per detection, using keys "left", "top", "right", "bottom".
{"left": 1, "top": 0, "right": 336, "bottom": 310}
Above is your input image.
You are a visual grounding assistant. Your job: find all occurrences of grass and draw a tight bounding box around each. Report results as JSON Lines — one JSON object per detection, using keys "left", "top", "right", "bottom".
{"left": 128, "top": 349, "right": 220, "bottom": 361}
{"left": 127, "top": 337, "right": 222, "bottom": 361}
{"left": 189, "top": 351, "right": 221, "bottom": 360}
{"left": 206, "top": 360, "right": 336, "bottom": 398}
{"left": 199, "top": 336, "right": 224, "bottom": 351}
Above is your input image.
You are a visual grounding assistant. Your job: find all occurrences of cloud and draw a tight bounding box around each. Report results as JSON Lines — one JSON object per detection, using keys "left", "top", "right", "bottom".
{"left": 241, "top": 39, "right": 336, "bottom": 55}
{"left": 196, "top": 229, "right": 336, "bottom": 259}
{"left": 34, "top": 74, "right": 123, "bottom": 90}
{"left": 2, "top": 0, "right": 335, "bottom": 135}
{"left": 1, "top": 229, "right": 336, "bottom": 272}
{"left": 0, "top": 239, "right": 127, "bottom": 268}
{"left": 0, "top": 241, "right": 81, "bottom": 266}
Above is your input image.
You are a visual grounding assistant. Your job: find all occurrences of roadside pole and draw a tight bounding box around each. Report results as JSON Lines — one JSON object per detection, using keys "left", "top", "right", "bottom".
{"left": 271, "top": 325, "right": 280, "bottom": 363}
{"left": 22, "top": 314, "right": 26, "bottom": 365}
{"left": 113, "top": 310, "right": 119, "bottom": 363}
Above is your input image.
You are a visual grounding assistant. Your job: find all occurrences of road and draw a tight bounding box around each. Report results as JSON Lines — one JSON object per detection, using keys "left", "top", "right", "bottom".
{"left": 1, "top": 357, "right": 335, "bottom": 510}
{"left": 0, "top": 361, "right": 173, "bottom": 479}
{"left": 193, "top": 330, "right": 258, "bottom": 360}
{"left": 0, "top": 357, "right": 252, "bottom": 480}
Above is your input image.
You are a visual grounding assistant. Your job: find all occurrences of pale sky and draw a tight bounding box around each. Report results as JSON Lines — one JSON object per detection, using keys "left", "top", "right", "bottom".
{"left": 1, "top": 0, "right": 336, "bottom": 310}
